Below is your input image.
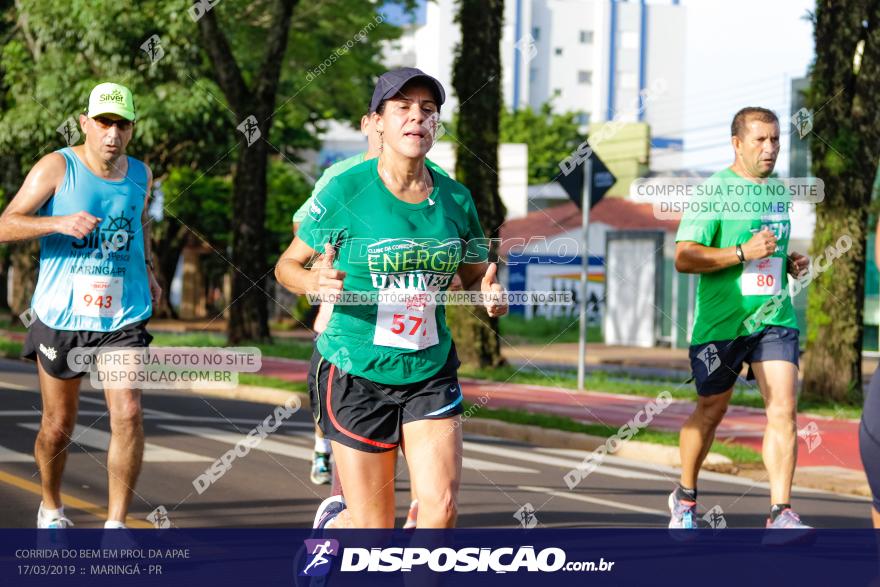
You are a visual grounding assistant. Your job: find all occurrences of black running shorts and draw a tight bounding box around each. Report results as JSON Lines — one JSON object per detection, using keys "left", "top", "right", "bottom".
{"left": 22, "top": 317, "right": 153, "bottom": 380}
{"left": 308, "top": 345, "right": 464, "bottom": 453}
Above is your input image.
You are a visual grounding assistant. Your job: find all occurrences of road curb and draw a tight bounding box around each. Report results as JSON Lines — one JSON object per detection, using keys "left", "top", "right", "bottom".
{"left": 461, "top": 417, "right": 732, "bottom": 469}
{"left": 191, "top": 384, "right": 310, "bottom": 408}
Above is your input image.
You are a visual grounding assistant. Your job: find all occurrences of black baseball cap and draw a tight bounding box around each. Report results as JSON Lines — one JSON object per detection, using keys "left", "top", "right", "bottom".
{"left": 369, "top": 68, "right": 446, "bottom": 113}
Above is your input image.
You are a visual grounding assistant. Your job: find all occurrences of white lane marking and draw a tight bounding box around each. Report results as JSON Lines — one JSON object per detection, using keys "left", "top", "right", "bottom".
{"left": 0, "top": 381, "right": 37, "bottom": 391}
{"left": 0, "top": 410, "right": 106, "bottom": 418}
{"left": 162, "top": 425, "right": 538, "bottom": 474}
{"left": 0, "top": 444, "right": 32, "bottom": 462}
{"left": 18, "top": 423, "right": 213, "bottom": 463}
{"left": 534, "top": 447, "right": 867, "bottom": 499}
{"left": 518, "top": 485, "right": 667, "bottom": 517}
{"left": 160, "top": 425, "right": 315, "bottom": 462}
{"left": 464, "top": 441, "right": 666, "bottom": 482}
{"left": 462, "top": 457, "right": 537, "bottom": 474}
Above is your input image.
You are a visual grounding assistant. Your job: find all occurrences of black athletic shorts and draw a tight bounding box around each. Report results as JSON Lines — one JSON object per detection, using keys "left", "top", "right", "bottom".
{"left": 308, "top": 345, "right": 465, "bottom": 453}
{"left": 688, "top": 325, "right": 799, "bottom": 396}
{"left": 22, "top": 317, "right": 153, "bottom": 380}
{"left": 860, "top": 367, "right": 880, "bottom": 511}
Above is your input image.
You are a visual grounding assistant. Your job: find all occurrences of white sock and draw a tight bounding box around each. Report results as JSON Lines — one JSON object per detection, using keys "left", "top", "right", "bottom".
{"left": 104, "top": 520, "right": 126, "bottom": 529}
{"left": 40, "top": 503, "right": 64, "bottom": 518}
{"left": 314, "top": 437, "right": 331, "bottom": 454}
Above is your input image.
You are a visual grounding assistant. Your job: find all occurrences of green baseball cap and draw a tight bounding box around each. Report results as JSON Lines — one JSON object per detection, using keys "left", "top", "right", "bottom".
{"left": 87, "top": 82, "right": 136, "bottom": 121}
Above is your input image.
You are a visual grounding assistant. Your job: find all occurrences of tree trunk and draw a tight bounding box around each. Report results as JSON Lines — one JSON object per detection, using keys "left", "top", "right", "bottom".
{"left": 227, "top": 129, "right": 271, "bottom": 343}
{"left": 449, "top": 0, "right": 506, "bottom": 369}
{"left": 801, "top": 1, "right": 880, "bottom": 402}
{"left": 9, "top": 241, "right": 38, "bottom": 320}
{"left": 197, "top": 0, "right": 295, "bottom": 344}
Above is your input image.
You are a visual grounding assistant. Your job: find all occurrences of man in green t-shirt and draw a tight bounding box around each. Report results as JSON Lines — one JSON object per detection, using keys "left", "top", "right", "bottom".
{"left": 671, "top": 107, "right": 813, "bottom": 534}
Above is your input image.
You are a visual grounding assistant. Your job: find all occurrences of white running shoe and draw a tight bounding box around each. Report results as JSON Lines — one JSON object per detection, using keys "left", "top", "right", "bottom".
{"left": 104, "top": 520, "right": 127, "bottom": 529}
{"left": 37, "top": 503, "right": 73, "bottom": 529}
{"left": 403, "top": 500, "right": 418, "bottom": 529}
{"left": 313, "top": 495, "right": 346, "bottom": 530}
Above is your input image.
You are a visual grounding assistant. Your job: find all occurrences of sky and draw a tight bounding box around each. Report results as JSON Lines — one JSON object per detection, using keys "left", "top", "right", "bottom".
{"left": 677, "top": 0, "right": 816, "bottom": 173}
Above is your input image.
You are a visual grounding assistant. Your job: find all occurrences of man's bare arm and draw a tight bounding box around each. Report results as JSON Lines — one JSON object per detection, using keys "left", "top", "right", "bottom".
{"left": 0, "top": 152, "right": 99, "bottom": 244}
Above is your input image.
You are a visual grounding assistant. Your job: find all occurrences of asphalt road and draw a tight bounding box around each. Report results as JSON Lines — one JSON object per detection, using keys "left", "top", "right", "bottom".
{"left": 0, "top": 357, "right": 870, "bottom": 530}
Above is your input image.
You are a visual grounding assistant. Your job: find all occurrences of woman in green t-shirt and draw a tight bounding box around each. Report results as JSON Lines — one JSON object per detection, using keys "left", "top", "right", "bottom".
{"left": 276, "top": 68, "right": 507, "bottom": 529}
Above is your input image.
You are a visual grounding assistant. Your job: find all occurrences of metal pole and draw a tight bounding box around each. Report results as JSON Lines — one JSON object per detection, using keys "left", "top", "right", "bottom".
{"left": 577, "top": 158, "right": 593, "bottom": 392}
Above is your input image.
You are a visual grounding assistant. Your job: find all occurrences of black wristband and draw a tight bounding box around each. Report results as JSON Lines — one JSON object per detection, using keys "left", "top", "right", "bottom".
{"left": 735, "top": 244, "right": 746, "bottom": 263}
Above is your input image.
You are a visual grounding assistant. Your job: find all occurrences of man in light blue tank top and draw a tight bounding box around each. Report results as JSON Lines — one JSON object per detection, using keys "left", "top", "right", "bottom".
{"left": 0, "top": 82, "right": 160, "bottom": 530}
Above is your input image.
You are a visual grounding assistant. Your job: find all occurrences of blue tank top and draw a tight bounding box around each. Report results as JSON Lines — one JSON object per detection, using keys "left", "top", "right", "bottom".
{"left": 31, "top": 148, "right": 152, "bottom": 332}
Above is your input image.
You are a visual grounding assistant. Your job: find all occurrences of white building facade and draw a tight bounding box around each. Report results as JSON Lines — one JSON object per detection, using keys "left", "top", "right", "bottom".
{"left": 383, "top": 0, "right": 686, "bottom": 170}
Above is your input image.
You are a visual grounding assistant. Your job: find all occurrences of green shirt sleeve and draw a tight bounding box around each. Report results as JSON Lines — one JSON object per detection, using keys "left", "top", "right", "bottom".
{"left": 296, "top": 177, "right": 349, "bottom": 252}
{"left": 292, "top": 168, "right": 335, "bottom": 225}
{"left": 676, "top": 210, "right": 720, "bottom": 246}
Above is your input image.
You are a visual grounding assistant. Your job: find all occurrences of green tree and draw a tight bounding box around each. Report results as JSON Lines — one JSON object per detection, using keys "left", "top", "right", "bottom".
{"left": 194, "top": 0, "right": 404, "bottom": 343}
{"left": 0, "top": 0, "right": 404, "bottom": 334}
{"left": 500, "top": 102, "right": 584, "bottom": 185}
{"left": 448, "top": 0, "right": 506, "bottom": 368}
{"left": 0, "top": 0, "right": 232, "bottom": 318}
{"left": 801, "top": 2, "right": 880, "bottom": 402}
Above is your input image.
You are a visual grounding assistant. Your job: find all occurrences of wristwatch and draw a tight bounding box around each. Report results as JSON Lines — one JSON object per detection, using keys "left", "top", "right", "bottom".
{"left": 735, "top": 244, "right": 746, "bottom": 263}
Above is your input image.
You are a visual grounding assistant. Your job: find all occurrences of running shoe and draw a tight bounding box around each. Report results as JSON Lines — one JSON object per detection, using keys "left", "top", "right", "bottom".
{"left": 403, "top": 500, "right": 418, "bottom": 530}
{"left": 310, "top": 452, "right": 332, "bottom": 485}
{"left": 763, "top": 509, "right": 816, "bottom": 545}
{"left": 313, "top": 495, "right": 346, "bottom": 530}
{"left": 37, "top": 503, "right": 73, "bottom": 529}
{"left": 667, "top": 491, "right": 698, "bottom": 529}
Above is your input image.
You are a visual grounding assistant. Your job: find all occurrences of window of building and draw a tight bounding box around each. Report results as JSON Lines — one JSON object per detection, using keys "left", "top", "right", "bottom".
{"left": 578, "top": 70, "right": 593, "bottom": 84}
{"left": 532, "top": 27, "right": 540, "bottom": 41}
{"left": 555, "top": 47, "right": 563, "bottom": 56}
{"left": 576, "top": 112, "right": 590, "bottom": 126}
{"left": 579, "top": 30, "right": 593, "bottom": 44}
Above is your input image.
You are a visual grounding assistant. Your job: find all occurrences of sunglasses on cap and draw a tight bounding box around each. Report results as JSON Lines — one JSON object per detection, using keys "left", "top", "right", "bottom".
{"left": 91, "top": 116, "right": 134, "bottom": 131}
